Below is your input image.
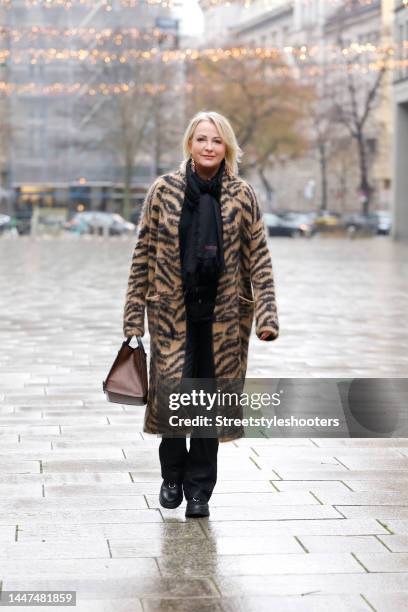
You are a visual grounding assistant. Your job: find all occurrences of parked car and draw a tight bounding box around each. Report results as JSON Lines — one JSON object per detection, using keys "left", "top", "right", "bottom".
{"left": 342, "top": 212, "right": 378, "bottom": 235}
{"left": 277, "top": 211, "right": 317, "bottom": 237}
{"left": 263, "top": 212, "right": 308, "bottom": 237}
{"left": 0, "top": 213, "right": 12, "bottom": 234}
{"left": 373, "top": 210, "right": 392, "bottom": 235}
{"left": 63, "top": 212, "right": 135, "bottom": 236}
{"left": 14, "top": 208, "right": 33, "bottom": 235}
{"left": 314, "top": 210, "right": 342, "bottom": 227}
{"left": 343, "top": 211, "right": 392, "bottom": 236}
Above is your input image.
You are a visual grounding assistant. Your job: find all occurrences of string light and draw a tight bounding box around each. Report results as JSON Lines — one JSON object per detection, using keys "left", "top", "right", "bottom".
{"left": 0, "top": 0, "right": 178, "bottom": 8}
{"left": 0, "top": 42, "right": 403, "bottom": 66}
{"left": 0, "top": 26, "right": 177, "bottom": 44}
{"left": 1, "top": 55, "right": 406, "bottom": 97}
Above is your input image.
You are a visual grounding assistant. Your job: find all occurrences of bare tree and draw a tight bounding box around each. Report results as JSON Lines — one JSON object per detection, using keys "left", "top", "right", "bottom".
{"left": 329, "top": 34, "right": 388, "bottom": 213}
{"left": 186, "top": 52, "right": 312, "bottom": 203}
{"left": 55, "top": 26, "right": 182, "bottom": 219}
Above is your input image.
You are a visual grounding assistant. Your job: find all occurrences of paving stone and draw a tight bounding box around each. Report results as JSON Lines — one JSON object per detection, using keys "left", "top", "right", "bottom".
{"left": 342, "top": 479, "right": 408, "bottom": 491}
{"left": 17, "top": 522, "right": 205, "bottom": 542}
{"left": 214, "top": 572, "right": 408, "bottom": 596}
{"left": 312, "top": 491, "right": 408, "bottom": 505}
{"left": 202, "top": 518, "right": 389, "bottom": 537}
{"left": 312, "top": 439, "right": 408, "bottom": 448}
{"left": 110, "top": 535, "right": 303, "bottom": 558}
{"left": 0, "top": 472, "right": 133, "bottom": 485}
{"left": 381, "top": 520, "right": 408, "bottom": 535}
{"left": 0, "top": 449, "right": 125, "bottom": 460}
{"left": 268, "top": 469, "right": 408, "bottom": 480}
{"left": 1, "top": 557, "right": 160, "bottom": 577}
{"left": 41, "top": 459, "right": 159, "bottom": 472}
{"left": 273, "top": 481, "right": 351, "bottom": 493}
{"left": 217, "top": 594, "right": 371, "bottom": 612}
{"left": 157, "top": 552, "right": 363, "bottom": 577}
{"left": 332, "top": 457, "right": 408, "bottom": 470}
{"left": 44, "top": 484, "right": 158, "bottom": 497}
{"left": 0, "top": 508, "right": 161, "bottom": 525}
{"left": 0, "top": 461, "right": 40, "bottom": 474}
{"left": 376, "top": 534, "right": 408, "bottom": 551}
{"left": 0, "top": 495, "right": 148, "bottom": 511}
{"left": 0, "top": 526, "right": 15, "bottom": 542}
{"left": 2, "top": 576, "right": 218, "bottom": 598}
{"left": 233, "top": 439, "right": 317, "bottom": 447}
{"left": 296, "top": 535, "right": 387, "bottom": 553}
{"left": 0, "top": 539, "right": 109, "bottom": 559}
{"left": 73, "top": 600, "right": 144, "bottom": 612}
{"left": 335, "top": 506, "right": 408, "bottom": 519}
{"left": 0, "top": 425, "right": 61, "bottom": 434}
{"left": 256, "top": 458, "right": 345, "bottom": 471}
{"left": 161, "top": 505, "right": 342, "bottom": 522}
{"left": 355, "top": 552, "right": 408, "bottom": 572}
{"left": 362, "top": 591, "right": 408, "bottom": 611}
{"left": 147, "top": 491, "right": 317, "bottom": 508}
{"left": 254, "top": 447, "right": 403, "bottom": 457}
{"left": 0, "top": 484, "right": 42, "bottom": 497}
{"left": 142, "top": 599, "right": 222, "bottom": 612}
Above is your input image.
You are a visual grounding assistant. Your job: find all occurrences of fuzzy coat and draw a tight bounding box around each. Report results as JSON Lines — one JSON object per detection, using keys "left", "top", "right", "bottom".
{"left": 123, "top": 164, "right": 279, "bottom": 442}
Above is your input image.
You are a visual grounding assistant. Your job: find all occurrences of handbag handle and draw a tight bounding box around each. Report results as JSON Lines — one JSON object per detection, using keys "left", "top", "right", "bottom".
{"left": 125, "top": 335, "right": 145, "bottom": 354}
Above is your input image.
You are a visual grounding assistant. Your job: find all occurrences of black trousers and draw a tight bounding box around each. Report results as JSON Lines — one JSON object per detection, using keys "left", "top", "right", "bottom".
{"left": 159, "top": 316, "right": 219, "bottom": 502}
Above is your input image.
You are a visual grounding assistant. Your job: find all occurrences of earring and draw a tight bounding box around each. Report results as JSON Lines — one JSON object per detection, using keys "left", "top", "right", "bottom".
{"left": 190, "top": 156, "right": 196, "bottom": 173}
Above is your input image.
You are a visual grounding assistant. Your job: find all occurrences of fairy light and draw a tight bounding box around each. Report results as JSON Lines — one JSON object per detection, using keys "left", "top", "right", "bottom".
{"left": 0, "top": 26, "right": 177, "bottom": 44}
{"left": 0, "top": 42, "right": 404, "bottom": 65}
{"left": 0, "top": 0, "right": 178, "bottom": 7}
{"left": 1, "top": 53, "right": 406, "bottom": 98}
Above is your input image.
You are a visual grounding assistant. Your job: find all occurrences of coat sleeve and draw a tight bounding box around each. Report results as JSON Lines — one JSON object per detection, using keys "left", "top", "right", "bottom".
{"left": 123, "top": 180, "right": 159, "bottom": 338}
{"left": 248, "top": 184, "right": 279, "bottom": 341}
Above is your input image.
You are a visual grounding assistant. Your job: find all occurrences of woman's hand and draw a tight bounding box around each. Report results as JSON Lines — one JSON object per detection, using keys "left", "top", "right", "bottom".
{"left": 260, "top": 331, "right": 274, "bottom": 341}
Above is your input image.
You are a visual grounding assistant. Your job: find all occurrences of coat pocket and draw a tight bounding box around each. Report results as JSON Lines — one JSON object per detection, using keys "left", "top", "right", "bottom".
{"left": 238, "top": 294, "right": 255, "bottom": 341}
{"left": 238, "top": 294, "right": 255, "bottom": 306}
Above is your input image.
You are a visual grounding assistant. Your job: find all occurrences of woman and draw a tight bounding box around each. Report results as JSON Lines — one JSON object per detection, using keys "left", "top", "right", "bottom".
{"left": 123, "top": 111, "right": 279, "bottom": 518}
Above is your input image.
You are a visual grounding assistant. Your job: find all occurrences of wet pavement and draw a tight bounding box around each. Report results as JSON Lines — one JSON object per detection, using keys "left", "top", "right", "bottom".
{"left": 0, "top": 234, "right": 408, "bottom": 611}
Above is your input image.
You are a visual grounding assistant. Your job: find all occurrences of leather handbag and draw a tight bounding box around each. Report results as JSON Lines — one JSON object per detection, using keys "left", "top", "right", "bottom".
{"left": 102, "top": 336, "right": 148, "bottom": 405}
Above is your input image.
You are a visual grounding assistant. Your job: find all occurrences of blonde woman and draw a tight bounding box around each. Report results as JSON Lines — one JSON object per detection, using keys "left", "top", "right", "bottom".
{"left": 124, "top": 111, "right": 279, "bottom": 518}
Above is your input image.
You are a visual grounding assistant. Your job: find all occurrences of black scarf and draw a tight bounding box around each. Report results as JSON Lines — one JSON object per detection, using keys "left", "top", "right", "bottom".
{"left": 179, "top": 157, "right": 225, "bottom": 321}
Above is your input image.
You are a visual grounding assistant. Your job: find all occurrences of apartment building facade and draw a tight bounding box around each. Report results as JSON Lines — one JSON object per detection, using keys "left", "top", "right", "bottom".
{"left": 393, "top": 0, "right": 408, "bottom": 239}
{"left": 199, "top": 0, "right": 393, "bottom": 214}
{"left": 2, "top": 0, "right": 182, "bottom": 214}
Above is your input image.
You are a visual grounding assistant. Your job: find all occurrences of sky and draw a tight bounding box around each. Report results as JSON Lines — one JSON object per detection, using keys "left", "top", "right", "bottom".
{"left": 177, "top": 0, "right": 204, "bottom": 37}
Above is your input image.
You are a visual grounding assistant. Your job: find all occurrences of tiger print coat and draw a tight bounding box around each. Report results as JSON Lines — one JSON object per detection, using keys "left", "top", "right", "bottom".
{"left": 123, "top": 164, "right": 279, "bottom": 442}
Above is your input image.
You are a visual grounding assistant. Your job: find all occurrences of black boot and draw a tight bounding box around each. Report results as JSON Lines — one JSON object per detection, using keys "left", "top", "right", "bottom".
{"left": 159, "top": 480, "right": 183, "bottom": 509}
{"left": 185, "top": 495, "right": 210, "bottom": 518}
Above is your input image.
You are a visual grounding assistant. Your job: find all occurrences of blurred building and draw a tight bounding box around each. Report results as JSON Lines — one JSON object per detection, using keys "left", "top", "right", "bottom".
{"left": 393, "top": 0, "right": 408, "bottom": 240}
{"left": 3, "top": 0, "right": 183, "bottom": 216}
{"left": 199, "top": 0, "right": 393, "bottom": 214}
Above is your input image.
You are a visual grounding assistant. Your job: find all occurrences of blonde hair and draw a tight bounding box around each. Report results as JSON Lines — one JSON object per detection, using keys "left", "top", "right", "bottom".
{"left": 180, "top": 111, "right": 243, "bottom": 177}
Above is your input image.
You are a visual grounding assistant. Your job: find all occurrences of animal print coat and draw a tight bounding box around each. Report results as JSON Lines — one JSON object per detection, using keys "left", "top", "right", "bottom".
{"left": 123, "top": 164, "right": 279, "bottom": 442}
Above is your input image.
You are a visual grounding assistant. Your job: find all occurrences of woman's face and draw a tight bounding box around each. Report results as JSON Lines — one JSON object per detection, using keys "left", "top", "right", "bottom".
{"left": 189, "top": 120, "right": 226, "bottom": 176}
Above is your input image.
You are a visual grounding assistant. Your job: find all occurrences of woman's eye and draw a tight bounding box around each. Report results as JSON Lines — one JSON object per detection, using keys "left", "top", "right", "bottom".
{"left": 197, "top": 138, "right": 221, "bottom": 144}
